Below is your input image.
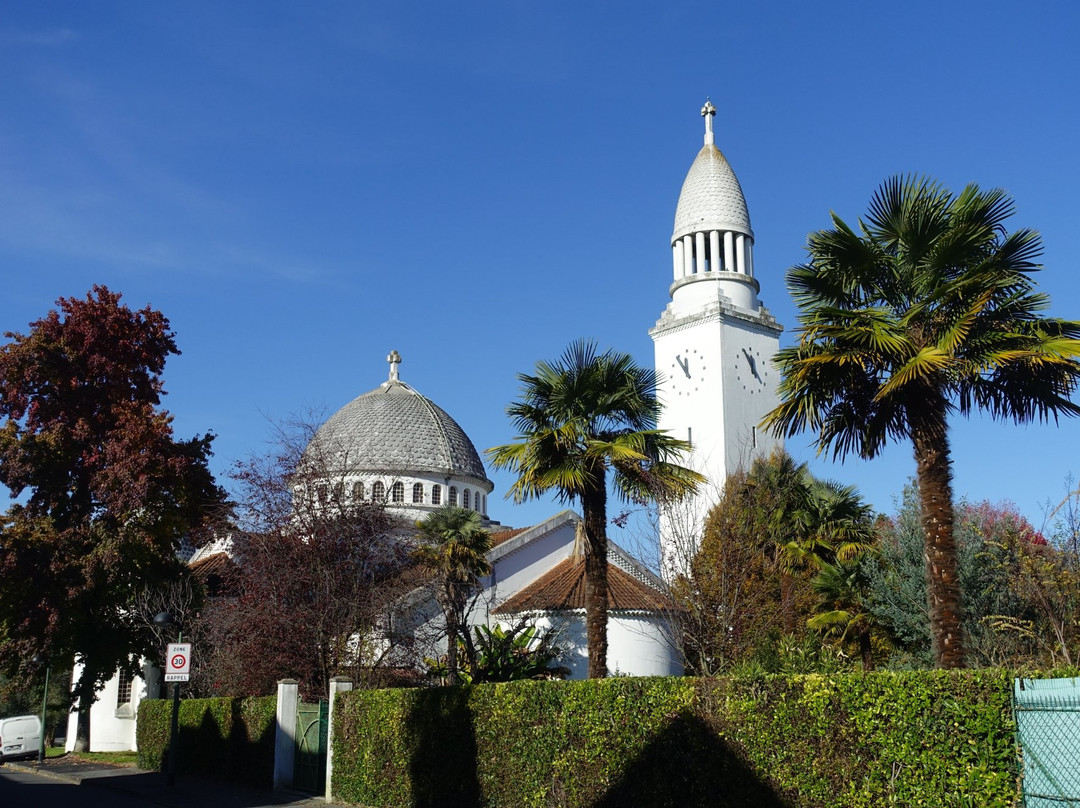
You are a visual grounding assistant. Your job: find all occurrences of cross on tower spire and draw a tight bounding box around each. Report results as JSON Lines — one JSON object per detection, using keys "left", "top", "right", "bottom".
{"left": 387, "top": 350, "right": 402, "bottom": 382}
{"left": 701, "top": 98, "right": 716, "bottom": 146}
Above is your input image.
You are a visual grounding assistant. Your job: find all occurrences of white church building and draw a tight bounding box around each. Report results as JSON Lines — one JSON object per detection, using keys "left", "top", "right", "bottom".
{"left": 70, "top": 100, "right": 782, "bottom": 751}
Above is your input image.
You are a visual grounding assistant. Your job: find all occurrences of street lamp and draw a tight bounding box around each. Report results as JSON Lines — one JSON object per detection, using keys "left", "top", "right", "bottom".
{"left": 153, "top": 612, "right": 182, "bottom": 788}
{"left": 30, "top": 654, "right": 49, "bottom": 765}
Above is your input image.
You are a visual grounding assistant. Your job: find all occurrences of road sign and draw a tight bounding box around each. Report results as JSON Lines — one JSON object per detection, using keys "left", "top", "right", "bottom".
{"left": 165, "top": 642, "right": 192, "bottom": 682}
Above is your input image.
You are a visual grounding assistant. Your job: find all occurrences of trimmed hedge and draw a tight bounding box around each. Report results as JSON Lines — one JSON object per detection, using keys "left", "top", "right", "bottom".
{"left": 136, "top": 695, "right": 276, "bottom": 789}
{"left": 332, "top": 671, "right": 1018, "bottom": 808}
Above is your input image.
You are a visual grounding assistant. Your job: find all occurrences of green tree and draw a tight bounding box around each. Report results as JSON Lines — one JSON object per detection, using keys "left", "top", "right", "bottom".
{"left": 488, "top": 340, "right": 702, "bottom": 678}
{"left": 764, "top": 176, "right": 1080, "bottom": 668}
{"left": 679, "top": 449, "right": 874, "bottom": 673}
{"left": 413, "top": 506, "right": 492, "bottom": 683}
{"left": 0, "top": 286, "right": 226, "bottom": 749}
{"left": 865, "top": 485, "right": 1053, "bottom": 667}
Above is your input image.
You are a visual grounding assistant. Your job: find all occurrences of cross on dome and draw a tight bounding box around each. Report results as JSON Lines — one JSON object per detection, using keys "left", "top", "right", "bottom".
{"left": 701, "top": 99, "right": 716, "bottom": 146}
{"left": 387, "top": 350, "right": 402, "bottom": 381}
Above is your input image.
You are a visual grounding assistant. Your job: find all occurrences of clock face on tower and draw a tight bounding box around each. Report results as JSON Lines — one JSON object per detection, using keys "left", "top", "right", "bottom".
{"left": 738, "top": 347, "right": 766, "bottom": 394}
{"left": 670, "top": 349, "right": 706, "bottom": 394}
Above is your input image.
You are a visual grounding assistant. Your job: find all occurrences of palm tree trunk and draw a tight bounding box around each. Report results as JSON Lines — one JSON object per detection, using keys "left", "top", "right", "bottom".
{"left": 857, "top": 623, "right": 874, "bottom": 672}
{"left": 911, "top": 397, "right": 965, "bottom": 668}
{"left": 582, "top": 480, "right": 609, "bottom": 679}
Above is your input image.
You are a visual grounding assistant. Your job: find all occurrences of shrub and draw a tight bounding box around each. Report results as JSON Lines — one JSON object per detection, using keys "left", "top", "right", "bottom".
{"left": 136, "top": 694, "right": 276, "bottom": 788}
{"left": 331, "top": 671, "right": 1019, "bottom": 807}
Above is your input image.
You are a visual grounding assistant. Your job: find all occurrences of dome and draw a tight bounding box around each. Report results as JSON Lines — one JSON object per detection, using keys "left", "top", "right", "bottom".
{"left": 309, "top": 358, "right": 491, "bottom": 488}
{"left": 671, "top": 143, "right": 752, "bottom": 244}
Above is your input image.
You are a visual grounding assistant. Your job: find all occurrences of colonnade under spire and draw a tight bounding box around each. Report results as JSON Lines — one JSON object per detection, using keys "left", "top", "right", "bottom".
{"left": 671, "top": 229, "right": 754, "bottom": 281}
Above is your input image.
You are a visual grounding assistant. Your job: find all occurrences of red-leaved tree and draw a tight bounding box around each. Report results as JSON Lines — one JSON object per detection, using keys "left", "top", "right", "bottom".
{"left": 0, "top": 286, "right": 226, "bottom": 750}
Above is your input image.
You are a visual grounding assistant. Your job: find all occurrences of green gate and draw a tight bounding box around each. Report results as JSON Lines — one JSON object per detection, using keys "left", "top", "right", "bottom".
{"left": 1014, "top": 677, "right": 1080, "bottom": 807}
{"left": 294, "top": 699, "right": 328, "bottom": 794}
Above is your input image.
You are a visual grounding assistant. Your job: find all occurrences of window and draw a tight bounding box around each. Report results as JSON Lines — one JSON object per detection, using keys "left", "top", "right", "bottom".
{"left": 481, "top": 494, "right": 486, "bottom": 514}
{"left": 412, "top": 483, "right": 424, "bottom": 503}
{"left": 391, "top": 481, "right": 404, "bottom": 503}
{"left": 116, "top": 668, "right": 133, "bottom": 707}
{"left": 316, "top": 484, "right": 329, "bottom": 505}
{"left": 332, "top": 482, "right": 344, "bottom": 503}
{"left": 463, "top": 489, "right": 470, "bottom": 509}
{"left": 449, "top": 486, "right": 458, "bottom": 506}
{"left": 431, "top": 485, "right": 441, "bottom": 505}
{"left": 372, "top": 481, "right": 386, "bottom": 502}
{"left": 352, "top": 481, "right": 365, "bottom": 501}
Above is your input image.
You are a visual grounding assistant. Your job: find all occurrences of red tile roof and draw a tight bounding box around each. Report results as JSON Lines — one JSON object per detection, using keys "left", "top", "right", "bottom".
{"left": 489, "top": 527, "right": 529, "bottom": 547}
{"left": 493, "top": 558, "right": 668, "bottom": 614}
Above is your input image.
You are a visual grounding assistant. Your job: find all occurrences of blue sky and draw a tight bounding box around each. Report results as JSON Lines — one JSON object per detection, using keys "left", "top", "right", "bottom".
{"left": 2, "top": 2, "right": 1078, "bottom": 537}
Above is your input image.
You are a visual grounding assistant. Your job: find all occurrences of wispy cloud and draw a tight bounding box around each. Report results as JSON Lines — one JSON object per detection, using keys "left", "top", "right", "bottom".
{"left": 0, "top": 27, "right": 81, "bottom": 47}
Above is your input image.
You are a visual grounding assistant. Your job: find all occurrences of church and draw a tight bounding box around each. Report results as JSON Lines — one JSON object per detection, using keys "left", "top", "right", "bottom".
{"left": 69, "top": 100, "right": 782, "bottom": 751}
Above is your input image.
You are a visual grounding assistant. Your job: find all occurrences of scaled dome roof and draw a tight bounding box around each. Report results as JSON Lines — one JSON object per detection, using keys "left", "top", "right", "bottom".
{"left": 310, "top": 359, "right": 491, "bottom": 486}
{"left": 671, "top": 143, "right": 752, "bottom": 243}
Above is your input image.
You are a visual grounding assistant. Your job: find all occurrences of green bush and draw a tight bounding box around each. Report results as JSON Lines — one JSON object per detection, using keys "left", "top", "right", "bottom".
{"left": 136, "top": 694, "right": 276, "bottom": 788}
{"left": 331, "top": 671, "right": 1020, "bottom": 807}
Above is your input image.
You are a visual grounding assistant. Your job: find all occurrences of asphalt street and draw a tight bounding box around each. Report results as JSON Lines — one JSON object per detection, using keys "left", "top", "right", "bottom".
{"left": 0, "top": 759, "right": 342, "bottom": 808}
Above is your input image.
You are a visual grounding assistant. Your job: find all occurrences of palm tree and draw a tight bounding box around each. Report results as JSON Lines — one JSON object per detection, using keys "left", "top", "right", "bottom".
{"left": 808, "top": 556, "right": 876, "bottom": 671}
{"left": 487, "top": 340, "right": 703, "bottom": 678}
{"left": 764, "top": 175, "right": 1080, "bottom": 668}
{"left": 745, "top": 450, "right": 874, "bottom": 633}
{"left": 413, "top": 506, "right": 492, "bottom": 683}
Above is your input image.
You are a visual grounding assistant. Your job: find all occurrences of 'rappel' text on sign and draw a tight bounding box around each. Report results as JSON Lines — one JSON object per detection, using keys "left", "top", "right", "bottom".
{"left": 165, "top": 642, "right": 192, "bottom": 682}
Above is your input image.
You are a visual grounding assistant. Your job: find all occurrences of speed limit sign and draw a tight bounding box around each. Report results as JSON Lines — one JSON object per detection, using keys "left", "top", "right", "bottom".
{"left": 165, "top": 643, "right": 192, "bottom": 682}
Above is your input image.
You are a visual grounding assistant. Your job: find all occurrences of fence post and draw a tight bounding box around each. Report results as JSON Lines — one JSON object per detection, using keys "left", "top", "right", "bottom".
{"left": 274, "top": 679, "right": 299, "bottom": 790}
{"left": 326, "top": 677, "right": 353, "bottom": 804}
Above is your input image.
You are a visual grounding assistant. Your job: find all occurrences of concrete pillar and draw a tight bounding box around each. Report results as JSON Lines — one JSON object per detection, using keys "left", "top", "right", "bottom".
{"left": 724, "top": 231, "right": 734, "bottom": 272}
{"left": 683, "top": 235, "right": 694, "bottom": 274}
{"left": 672, "top": 241, "right": 682, "bottom": 280}
{"left": 709, "top": 230, "right": 721, "bottom": 273}
{"left": 736, "top": 234, "right": 746, "bottom": 274}
{"left": 747, "top": 238, "right": 754, "bottom": 278}
{"left": 274, "top": 679, "right": 299, "bottom": 790}
{"left": 325, "top": 677, "right": 353, "bottom": 803}
{"left": 695, "top": 231, "right": 706, "bottom": 274}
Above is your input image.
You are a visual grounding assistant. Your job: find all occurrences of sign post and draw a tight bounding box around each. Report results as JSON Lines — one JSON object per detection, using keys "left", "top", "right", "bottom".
{"left": 163, "top": 642, "right": 191, "bottom": 786}
{"left": 165, "top": 643, "right": 191, "bottom": 682}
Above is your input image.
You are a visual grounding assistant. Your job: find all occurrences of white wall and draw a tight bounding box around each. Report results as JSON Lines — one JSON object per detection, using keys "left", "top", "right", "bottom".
{"left": 66, "top": 660, "right": 158, "bottom": 752}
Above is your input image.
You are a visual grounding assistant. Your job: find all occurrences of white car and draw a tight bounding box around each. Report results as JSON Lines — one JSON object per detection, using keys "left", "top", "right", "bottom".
{"left": 0, "top": 715, "right": 42, "bottom": 762}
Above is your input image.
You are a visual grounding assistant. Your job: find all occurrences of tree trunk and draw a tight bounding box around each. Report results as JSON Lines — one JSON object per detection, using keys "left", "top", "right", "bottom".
{"left": 443, "top": 586, "right": 460, "bottom": 684}
{"left": 857, "top": 623, "right": 874, "bottom": 672}
{"left": 911, "top": 397, "right": 965, "bottom": 668}
{"left": 73, "top": 667, "right": 95, "bottom": 753}
{"left": 582, "top": 479, "right": 609, "bottom": 679}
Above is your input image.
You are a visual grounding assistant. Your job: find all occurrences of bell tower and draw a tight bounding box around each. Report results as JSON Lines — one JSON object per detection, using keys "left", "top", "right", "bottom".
{"left": 650, "top": 101, "right": 784, "bottom": 573}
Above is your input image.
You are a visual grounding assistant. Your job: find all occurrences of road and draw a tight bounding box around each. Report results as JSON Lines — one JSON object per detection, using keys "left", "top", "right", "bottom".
{"left": 0, "top": 762, "right": 339, "bottom": 807}
{"left": 0, "top": 765, "right": 158, "bottom": 807}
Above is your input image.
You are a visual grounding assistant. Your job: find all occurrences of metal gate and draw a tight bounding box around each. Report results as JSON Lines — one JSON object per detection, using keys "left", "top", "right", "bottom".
{"left": 294, "top": 699, "right": 328, "bottom": 794}
{"left": 1014, "top": 677, "right": 1080, "bottom": 807}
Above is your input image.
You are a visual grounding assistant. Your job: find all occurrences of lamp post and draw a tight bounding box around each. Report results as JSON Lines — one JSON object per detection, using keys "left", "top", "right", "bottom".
{"left": 30, "top": 654, "right": 49, "bottom": 765}
{"left": 153, "top": 612, "right": 182, "bottom": 787}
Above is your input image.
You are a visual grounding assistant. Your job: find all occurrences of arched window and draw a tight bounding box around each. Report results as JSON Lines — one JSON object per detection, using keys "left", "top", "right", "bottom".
{"left": 316, "top": 484, "right": 329, "bottom": 505}
{"left": 372, "top": 481, "right": 386, "bottom": 503}
{"left": 431, "top": 484, "right": 442, "bottom": 505}
{"left": 391, "top": 481, "right": 404, "bottom": 503}
{"left": 481, "top": 494, "right": 486, "bottom": 514}
{"left": 463, "top": 489, "right": 470, "bottom": 509}
{"left": 332, "top": 482, "right": 344, "bottom": 503}
{"left": 412, "top": 483, "right": 424, "bottom": 503}
{"left": 352, "top": 481, "right": 365, "bottom": 501}
{"left": 449, "top": 486, "right": 458, "bottom": 506}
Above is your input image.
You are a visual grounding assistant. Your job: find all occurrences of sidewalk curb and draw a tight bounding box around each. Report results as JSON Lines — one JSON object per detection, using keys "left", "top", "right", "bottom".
{"left": 4, "top": 760, "right": 90, "bottom": 784}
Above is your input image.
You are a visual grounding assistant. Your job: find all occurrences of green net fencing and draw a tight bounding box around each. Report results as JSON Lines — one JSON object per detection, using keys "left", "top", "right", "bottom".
{"left": 1014, "top": 677, "right": 1080, "bottom": 807}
